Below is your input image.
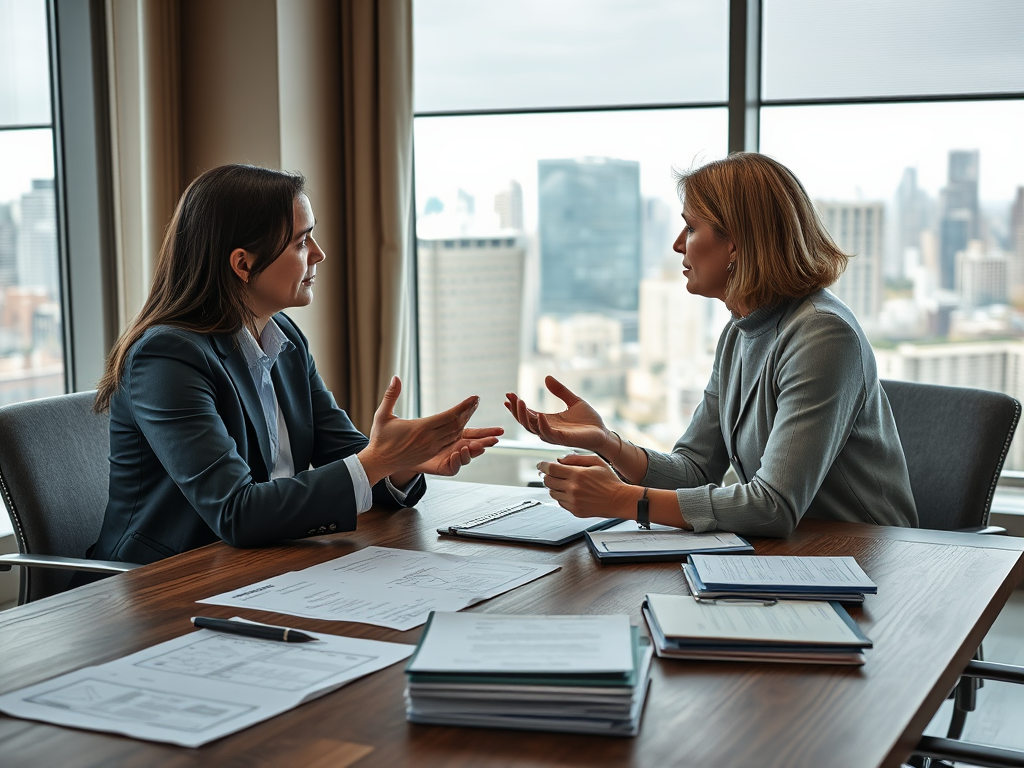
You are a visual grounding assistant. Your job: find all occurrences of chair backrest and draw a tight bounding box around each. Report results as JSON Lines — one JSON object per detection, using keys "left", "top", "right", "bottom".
{"left": 881, "top": 380, "right": 1021, "bottom": 531}
{"left": 0, "top": 391, "right": 109, "bottom": 603}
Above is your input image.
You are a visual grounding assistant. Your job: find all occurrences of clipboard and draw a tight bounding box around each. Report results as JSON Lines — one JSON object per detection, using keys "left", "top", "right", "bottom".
{"left": 437, "top": 500, "right": 618, "bottom": 546}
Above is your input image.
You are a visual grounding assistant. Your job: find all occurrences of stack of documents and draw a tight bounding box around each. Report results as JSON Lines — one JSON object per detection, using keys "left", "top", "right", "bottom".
{"left": 642, "top": 593, "right": 872, "bottom": 665}
{"left": 405, "top": 612, "right": 653, "bottom": 736}
{"left": 683, "top": 554, "right": 878, "bottom": 603}
{"left": 585, "top": 520, "right": 753, "bottom": 563}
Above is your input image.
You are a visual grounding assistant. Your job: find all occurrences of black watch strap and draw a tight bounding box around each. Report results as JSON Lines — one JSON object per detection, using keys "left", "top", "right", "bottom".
{"left": 637, "top": 487, "right": 650, "bottom": 529}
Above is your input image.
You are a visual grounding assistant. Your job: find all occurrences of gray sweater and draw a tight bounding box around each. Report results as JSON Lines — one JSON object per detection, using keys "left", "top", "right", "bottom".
{"left": 643, "top": 289, "right": 918, "bottom": 537}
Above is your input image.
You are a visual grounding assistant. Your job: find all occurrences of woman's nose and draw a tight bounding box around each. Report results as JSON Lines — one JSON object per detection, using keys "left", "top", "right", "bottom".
{"left": 310, "top": 237, "right": 326, "bottom": 263}
{"left": 673, "top": 229, "right": 686, "bottom": 254}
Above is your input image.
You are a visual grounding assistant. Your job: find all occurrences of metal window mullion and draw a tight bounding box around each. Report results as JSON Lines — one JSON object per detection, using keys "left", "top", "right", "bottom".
{"left": 729, "top": 0, "right": 761, "bottom": 154}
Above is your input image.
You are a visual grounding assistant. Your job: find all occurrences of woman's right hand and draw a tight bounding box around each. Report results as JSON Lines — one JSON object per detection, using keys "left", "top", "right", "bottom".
{"left": 358, "top": 376, "right": 478, "bottom": 485}
{"left": 504, "top": 376, "right": 613, "bottom": 455}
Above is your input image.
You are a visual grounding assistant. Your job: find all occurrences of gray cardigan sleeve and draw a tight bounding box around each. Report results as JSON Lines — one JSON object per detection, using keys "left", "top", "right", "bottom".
{"left": 643, "top": 312, "right": 868, "bottom": 538}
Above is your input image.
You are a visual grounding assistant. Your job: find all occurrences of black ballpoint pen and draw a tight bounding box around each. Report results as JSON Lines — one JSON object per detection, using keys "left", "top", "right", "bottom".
{"left": 191, "top": 616, "right": 318, "bottom": 643}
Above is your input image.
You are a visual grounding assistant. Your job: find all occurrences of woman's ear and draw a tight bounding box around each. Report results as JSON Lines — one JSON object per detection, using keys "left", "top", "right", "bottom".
{"left": 229, "top": 248, "right": 254, "bottom": 283}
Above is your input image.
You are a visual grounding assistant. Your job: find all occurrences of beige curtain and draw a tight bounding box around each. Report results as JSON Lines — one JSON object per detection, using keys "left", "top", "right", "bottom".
{"left": 105, "top": 0, "right": 182, "bottom": 330}
{"left": 340, "top": 0, "right": 417, "bottom": 430}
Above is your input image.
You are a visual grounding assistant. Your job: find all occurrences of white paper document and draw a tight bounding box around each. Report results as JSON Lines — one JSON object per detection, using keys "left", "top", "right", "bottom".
{"left": 199, "top": 546, "right": 560, "bottom": 631}
{"left": 591, "top": 528, "right": 750, "bottom": 554}
{"left": 0, "top": 625, "right": 413, "bottom": 747}
{"left": 407, "top": 612, "right": 635, "bottom": 674}
{"left": 424, "top": 479, "right": 551, "bottom": 518}
{"left": 688, "top": 554, "right": 876, "bottom": 590}
{"left": 645, "top": 593, "right": 863, "bottom": 645}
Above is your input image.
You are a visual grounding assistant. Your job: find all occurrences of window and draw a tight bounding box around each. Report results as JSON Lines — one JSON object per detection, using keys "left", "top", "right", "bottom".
{"left": 413, "top": 0, "right": 1024, "bottom": 484}
{"left": 0, "top": 0, "right": 66, "bottom": 407}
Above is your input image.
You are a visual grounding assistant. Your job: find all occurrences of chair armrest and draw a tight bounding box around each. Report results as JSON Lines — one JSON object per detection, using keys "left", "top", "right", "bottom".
{"left": 955, "top": 525, "right": 1008, "bottom": 535}
{"left": 959, "top": 660, "right": 1024, "bottom": 685}
{"left": 915, "top": 735, "right": 1024, "bottom": 768}
{"left": 0, "top": 553, "right": 142, "bottom": 575}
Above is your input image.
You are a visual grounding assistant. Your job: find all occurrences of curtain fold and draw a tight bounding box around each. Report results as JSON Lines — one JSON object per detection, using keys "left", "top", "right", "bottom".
{"left": 105, "top": 0, "right": 182, "bottom": 330}
{"left": 340, "top": 0, "right": 416, "bottom": 430}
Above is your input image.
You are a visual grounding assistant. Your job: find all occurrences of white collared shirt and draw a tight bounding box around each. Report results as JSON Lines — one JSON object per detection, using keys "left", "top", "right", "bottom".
{"left": 235, "top": 321, "right": 411, "bottom": 513}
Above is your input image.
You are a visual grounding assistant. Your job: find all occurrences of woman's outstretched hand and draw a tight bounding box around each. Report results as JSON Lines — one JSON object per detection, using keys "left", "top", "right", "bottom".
{"left": 359, "top": 377, "right": 501, "bottom": 484}
{"left": 505, "top": 376, "right": 612, "bottom": 454}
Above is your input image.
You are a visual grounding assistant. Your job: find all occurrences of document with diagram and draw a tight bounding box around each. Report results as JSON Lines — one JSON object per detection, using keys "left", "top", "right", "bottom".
{"left": 0, "top": 625, "right": 413, "bottom": 747}
{"left": 198, "top": 546, "right": 560, "bottom": 631}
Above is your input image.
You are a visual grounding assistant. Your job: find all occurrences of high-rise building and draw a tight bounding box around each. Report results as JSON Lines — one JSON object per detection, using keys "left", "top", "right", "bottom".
{"left": 0, "top": 203, "right": 17, "bottom": 288}
{"left": 16, "top": 179, "right": 59, "bottom": 297}
{"left": 417, "top": 235, "right": 525, "bottom": 433}
{"left": 957, "top": 241, "right": 1008, "bottom": 308}
{"left": 641, "top": 196, "right": 676, "bottom": 280}
{"left": 494, "top": 180, "right": 523, "bottom": 231}
{"left": 938, "top": 150, "right": 980, "bottom": 291}
{"left": 891, "top": 167, "right": 931, "bottom": 281}
{"left": 816, "top": 200, "right": 884, "bottom": 322}
{"left": 537, "top": 157, "right": 641, "bottom": 326}
{"left": 1011, "top": 187, "right": 1024, "bottom": 304}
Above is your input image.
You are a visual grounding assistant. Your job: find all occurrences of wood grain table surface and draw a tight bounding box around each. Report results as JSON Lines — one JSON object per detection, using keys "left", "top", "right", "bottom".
{"left": 1, "top": 492, "right": 1022, "bottom": 768}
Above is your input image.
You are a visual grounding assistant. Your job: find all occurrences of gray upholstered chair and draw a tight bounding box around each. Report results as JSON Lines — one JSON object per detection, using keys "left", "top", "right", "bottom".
{"left": 0, "top": 391, "right": 140, "bottom": 604}
{"left": 881, "top": 381, "right": 1024, "bottom": 768}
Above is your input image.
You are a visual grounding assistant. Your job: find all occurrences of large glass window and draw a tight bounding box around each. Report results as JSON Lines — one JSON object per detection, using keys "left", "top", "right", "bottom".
{"left": 414, "top": 0, "right": 1024, "bottom": 484}
{"left": 413, "top": 1, "right": 729, "bottom": 485}
{"left": 0, "top": 0, "right": 65, "bottom": 410}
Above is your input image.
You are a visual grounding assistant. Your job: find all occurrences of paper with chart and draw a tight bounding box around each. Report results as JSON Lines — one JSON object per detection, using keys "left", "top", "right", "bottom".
{"left": 199, "top": 546, "right": 560, "bottom": 631}
{"left": 0, "top": 625, "right": 413, "bottom": 747}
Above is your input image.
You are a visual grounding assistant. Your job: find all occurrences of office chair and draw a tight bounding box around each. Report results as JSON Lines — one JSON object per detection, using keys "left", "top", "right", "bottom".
{"left": 0, "top": 391, "right": 140, "bottom": 605}
{"left": 881, "top": 380, "right": 1024, "bottom": 768}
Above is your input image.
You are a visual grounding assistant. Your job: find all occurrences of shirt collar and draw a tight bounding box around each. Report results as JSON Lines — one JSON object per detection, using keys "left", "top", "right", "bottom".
{"left": 235, "top": 318, "right": 292, "bottom": 369}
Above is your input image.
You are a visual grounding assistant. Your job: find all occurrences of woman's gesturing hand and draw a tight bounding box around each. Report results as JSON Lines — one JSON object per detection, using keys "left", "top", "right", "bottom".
{"left": 505, "top": 376, "right": 612, "bottom": 454}
{"left": 537, "top": 454, "right": 636, "bottom": 519}
{"left": 359, "top": 377, "right": 499, "bottom": 484}
{"left": 408, "top": 427, "right": 503, "bottom": 477}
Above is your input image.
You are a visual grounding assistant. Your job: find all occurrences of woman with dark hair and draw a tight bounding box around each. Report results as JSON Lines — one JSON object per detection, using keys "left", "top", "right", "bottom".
{"left": 85, "top": 164, "right": 501, "bottom": 568}
{"left": 505, "top": 153, "right": 917, "bottom": 538}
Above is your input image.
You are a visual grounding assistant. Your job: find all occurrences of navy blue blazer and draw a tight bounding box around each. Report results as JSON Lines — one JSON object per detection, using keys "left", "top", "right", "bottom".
{"left": 89, "top": 313, "right": 425, "bottom": 565}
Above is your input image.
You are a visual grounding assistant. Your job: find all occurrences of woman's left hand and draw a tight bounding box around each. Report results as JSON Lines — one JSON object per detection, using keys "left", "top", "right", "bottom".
{"left": 537, "top": 454, "right": 635, "bottom": 518}
{"left": 408, "top": 427, "right": 504, "bottom": 477}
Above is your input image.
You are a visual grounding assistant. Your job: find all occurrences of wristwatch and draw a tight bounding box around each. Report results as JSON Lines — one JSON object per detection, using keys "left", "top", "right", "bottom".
{"left": 637, "top": 487, "right": 650, "bottom": 530}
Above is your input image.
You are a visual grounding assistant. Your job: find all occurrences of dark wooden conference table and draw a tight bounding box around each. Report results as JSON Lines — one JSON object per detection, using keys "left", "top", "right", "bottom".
{"left": 1, "top": 487, "right": 1022, "bottom": 768}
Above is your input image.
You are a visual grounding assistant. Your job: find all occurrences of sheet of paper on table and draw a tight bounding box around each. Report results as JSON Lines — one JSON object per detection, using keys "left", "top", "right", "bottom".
{"left": 0, "top": 623, "right": 414, "bottom": 747}
{"left": 406, "top": 612, "right": 634, "bottom": 674}
{"left": 198, "top": 546, "right": 560, "bottom": 631}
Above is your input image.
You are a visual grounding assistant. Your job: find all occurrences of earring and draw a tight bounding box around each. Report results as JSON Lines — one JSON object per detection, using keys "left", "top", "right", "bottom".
{"left": 727, "top": 261, "right": 736, "bottom": 274}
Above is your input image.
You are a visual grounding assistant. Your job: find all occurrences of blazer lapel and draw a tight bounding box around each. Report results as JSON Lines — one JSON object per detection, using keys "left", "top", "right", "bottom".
{"left": 211, "top": 333, "right": 274, "bottom": 476}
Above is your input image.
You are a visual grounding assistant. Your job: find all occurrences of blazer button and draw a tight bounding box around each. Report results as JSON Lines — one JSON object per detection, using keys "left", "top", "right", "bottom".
{"left": 328, "top": 523, "right": 337, "bottom": 532}
{"left": 317, "top": 526, "right": 327, "bottom": 535}
{"left": 307, "top": 529, "right": 316, "bottom": 536}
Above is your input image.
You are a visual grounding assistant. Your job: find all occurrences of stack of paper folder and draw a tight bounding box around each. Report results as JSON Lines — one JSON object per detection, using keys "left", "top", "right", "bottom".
{"left": 405, "top": 612, "right": 653, "bottom": 736}
{"left": 642, "top": 593, "right": 873, "bottom": 665}
{"left": 682, "top": 554, "right": 878, "bottom": 603}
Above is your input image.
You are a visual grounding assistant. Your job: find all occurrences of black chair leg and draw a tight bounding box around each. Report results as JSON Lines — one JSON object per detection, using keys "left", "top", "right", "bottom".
{"left": 947, "top": 644, "right": 984, "bottom": 740}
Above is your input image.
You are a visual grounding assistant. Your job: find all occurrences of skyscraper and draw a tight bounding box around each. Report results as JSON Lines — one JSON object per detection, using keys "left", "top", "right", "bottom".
{"left": 16, "top": 179, "right": 59, "bottom": 297}
{"left": 0, "top": 203, "right": 17, "bottom": 288}
{"left": 538, "top": 157, "right": 641, "bottom": 325}
{"left": 816, "top": 200, "right": 884, "bottom": 322}
{"left": 1011, "top": 187, "right": 1024, "bottom": 304}
{"left": 891, "top": 167, "right": 931, "bottom": 281}
{"left": 417, "top": 235, "right": 525, "bottom": 433}
{"left": 494, "top": 180, "right": 523, "bottom": 231}
{"left": 938, "top": 150, "right": 980, "bottom": 291}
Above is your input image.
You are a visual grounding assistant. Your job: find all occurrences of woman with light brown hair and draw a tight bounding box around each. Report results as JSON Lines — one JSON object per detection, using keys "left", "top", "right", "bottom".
{"left": 506, "top": 152, "right": 917, "bottom": 537}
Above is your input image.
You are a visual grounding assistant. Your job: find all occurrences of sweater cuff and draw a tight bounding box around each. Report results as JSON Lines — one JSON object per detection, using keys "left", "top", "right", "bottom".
{"left": 676, "top": 486, "right": 718, "bottom": 533}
